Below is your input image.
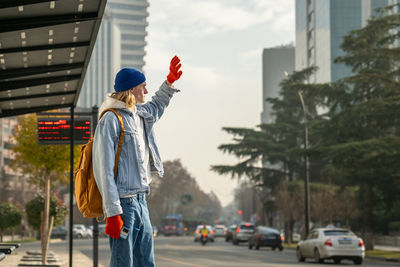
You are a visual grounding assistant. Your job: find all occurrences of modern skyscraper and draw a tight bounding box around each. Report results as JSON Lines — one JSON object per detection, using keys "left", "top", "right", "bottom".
{"left": 107, "top": 0, "right": 149, "bottom": 70}
{"left": 261, "top": 45, "right": 295, "bottom": 124}
{"left": 77, "top": 12, "right": 121, "bottom": 108}
{"left": 77, "top": 0, "right": 149, "bottom": 108}
{"left": 295, "top": 0, "right": 396, "bottom": 83}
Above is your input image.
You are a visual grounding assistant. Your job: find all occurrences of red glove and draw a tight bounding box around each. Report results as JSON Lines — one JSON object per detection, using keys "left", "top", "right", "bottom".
{"left": 105, "top": 215, "right": 124, "bottom": 239}
{"left": 166, "top": 55, "right": 183, "bottom": 84}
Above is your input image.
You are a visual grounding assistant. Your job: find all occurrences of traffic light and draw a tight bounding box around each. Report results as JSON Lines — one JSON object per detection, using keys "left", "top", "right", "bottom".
{"left": 238, "top": 210, "right": 242, "bottom": 215}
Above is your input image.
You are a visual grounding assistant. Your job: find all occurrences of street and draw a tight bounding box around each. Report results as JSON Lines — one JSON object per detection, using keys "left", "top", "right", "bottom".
{"left": 16, "top": 236, "right": 399, "bottom": 267}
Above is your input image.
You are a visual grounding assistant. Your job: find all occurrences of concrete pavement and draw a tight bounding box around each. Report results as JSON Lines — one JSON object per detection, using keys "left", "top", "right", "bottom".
{"left": 0, "top": 247, "right": 104, "bottom": 267}
{"left": 1, "top": 237, "right": 398, "bottom": 266}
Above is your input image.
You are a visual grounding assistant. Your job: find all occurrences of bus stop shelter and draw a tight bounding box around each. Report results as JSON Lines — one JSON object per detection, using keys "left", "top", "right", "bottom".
{"left": 0, "top": 0, "right": 107, "bottom": 266}
{"left": 0, "top": 0, "right": 106, "bottom": 117}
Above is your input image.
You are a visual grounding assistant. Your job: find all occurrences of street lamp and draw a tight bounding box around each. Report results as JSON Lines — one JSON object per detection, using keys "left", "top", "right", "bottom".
{"left": 283, "top": 71, "right": 310, "bottom": 237}
{"left": 298, "top": 91, "right": 310, "bottom": 237}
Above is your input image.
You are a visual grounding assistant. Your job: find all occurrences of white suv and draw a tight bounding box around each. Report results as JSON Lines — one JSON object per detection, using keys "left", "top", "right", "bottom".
{"left": 72, "top": 224, "right": 87, "bottom": 239}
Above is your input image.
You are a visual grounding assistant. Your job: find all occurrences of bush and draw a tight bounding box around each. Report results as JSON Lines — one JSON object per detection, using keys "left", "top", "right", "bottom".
{"left": 25, "top": 195, "right": 68, "bottom": 230}
{"left": 0, "top": 202, "right": 22, "bottom": 241}
{"left": 389, "top": 221, "right": 400, "bottom": 232}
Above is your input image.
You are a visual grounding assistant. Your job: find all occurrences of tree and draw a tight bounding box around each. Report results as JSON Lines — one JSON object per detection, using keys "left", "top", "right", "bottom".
{"left": 275, "top": 181, "right": 303, "bottom": 243}
{"left": 313, "top": 4, "right": 400, "bottom": 249}
{"left": 0, "top": 202, "right": 22, "bottom": 242}
{"left": 334, "top": 187, "right": 359, "bottom": 228}
{"left": 0, "top": 167, "right": 11, "bottom": 202}
{"left": 12, "top": 113, "right": 81, "bottom": 263}
{"left": 26, "top": 195, "right": 68, "bottom": 230}
{"left": 275, "top": 181, "right": 358, "bottom": 242}
{"left": 148, "top": 160, "right": 222, "bottom": 228}
{"left": 211, "top": 67, "right": 330, "bottom": 227}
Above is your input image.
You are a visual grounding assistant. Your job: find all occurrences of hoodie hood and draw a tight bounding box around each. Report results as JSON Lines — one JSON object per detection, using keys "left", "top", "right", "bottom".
{"left": 98, "top": 94, "right": 135, "bottom": 119}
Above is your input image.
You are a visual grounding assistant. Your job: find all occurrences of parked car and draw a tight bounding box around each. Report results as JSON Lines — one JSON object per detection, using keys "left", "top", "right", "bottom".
{"left": 73, "top": 224, "right": 87, "bottom": 239}
{"left": 213, "top": 224, "right": 227, "bottom": 238}
{"left": 85, "top": 225, "right": 93, "bottom": 239}
{"left": 232, "top": 222, "right": 255, "bottom": 245}
{"left": 98, "top": 224, "right": 107, "bottom": 238}
{"left": 194, "top": 225, "right": 215, "bottom": 242}
{"left": 296, "top": 227, "right": 365, "bottom": 265}
{"left": 51, "top": 226, "right": 67, "bottom": 240}
{"left": 225, "top": 224, "right": 237, "bottom": 242}
{"left": 248, "top": 226, "right": 283, "bottom": 251}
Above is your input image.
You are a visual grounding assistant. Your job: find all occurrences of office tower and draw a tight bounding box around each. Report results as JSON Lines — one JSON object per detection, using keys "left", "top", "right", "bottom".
{"left": 261, "top": 45, "right": 295, "bottom": 124}
{"left": 77, "top": 12, "right": 121, "bottom": 108}
{"left": 362, "top": 0, "right": 399, "bottom": 26}
{"left": 108, "top": 0, "right": 149, "bottom": 70}
{"left": 295, "top": 0, "right": 396, "bottom": 83}
{"left": 259, "top": 46, "right": 295, "bottom": 229}
{"left": 0, "top": 117, "right": 36, "bottom": 205}
{"left": 77, "top": 0, "right": 149, "bottom": 108}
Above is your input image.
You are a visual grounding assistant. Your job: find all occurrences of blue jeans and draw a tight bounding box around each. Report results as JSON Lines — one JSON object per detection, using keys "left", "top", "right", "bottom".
{"left": 109, "top": 194, "right": 155, "bottom": 267}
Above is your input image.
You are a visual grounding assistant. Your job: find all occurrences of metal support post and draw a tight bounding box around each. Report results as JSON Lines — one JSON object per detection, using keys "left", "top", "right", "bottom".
{"left": 298, "top": 91, "right": 310, "bottom": 237}
{"left": 92, "top": 106, "right": 99, "bottom": 267}
{"left": 69, "top": 105, "right": 75, "bottom": 267}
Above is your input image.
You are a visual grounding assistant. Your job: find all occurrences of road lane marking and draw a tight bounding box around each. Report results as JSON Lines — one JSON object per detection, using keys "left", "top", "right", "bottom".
{"left": 156, "top": 255, "right": 207, "bottom": 267}
{"left": 261, "top": 263, "right": 296, "bottom": 267}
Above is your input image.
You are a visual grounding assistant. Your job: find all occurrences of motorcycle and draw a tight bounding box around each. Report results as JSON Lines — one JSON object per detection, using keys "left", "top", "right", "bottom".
{"left": 201, "top": 233, "right": 208, "bottom": 245}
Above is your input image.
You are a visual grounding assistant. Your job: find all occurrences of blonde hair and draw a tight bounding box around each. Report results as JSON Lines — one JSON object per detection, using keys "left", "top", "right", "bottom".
{"left": 110, "top": 90, "right": 136, "bottom": 109}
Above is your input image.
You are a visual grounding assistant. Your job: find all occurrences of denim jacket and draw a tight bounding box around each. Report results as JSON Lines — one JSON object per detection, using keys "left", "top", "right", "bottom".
{"left": 93, "top": 82, "right": 179, "bottom": 218}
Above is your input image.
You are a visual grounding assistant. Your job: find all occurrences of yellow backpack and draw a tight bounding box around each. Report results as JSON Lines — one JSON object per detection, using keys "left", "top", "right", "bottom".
{"left": 74, "top": 109, "right": 125, "bottom": 220}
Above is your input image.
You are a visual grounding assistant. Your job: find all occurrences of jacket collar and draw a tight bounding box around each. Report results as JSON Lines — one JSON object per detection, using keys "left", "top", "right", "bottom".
{"left": 98, "top": 95, "right": 153, "bottom": 119}
{"left": 98, "top": 95, "right": 135, "bottom": 118}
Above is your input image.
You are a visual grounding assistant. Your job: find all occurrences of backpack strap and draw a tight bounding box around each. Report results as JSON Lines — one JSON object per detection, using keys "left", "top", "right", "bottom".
{"left": 99, "top": 108, "right": 125, "bottom": 179}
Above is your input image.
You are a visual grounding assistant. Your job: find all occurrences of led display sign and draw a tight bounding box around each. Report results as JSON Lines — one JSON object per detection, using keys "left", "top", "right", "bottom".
{"left": 37, "top": 118, "right": 91, "bottom": 144}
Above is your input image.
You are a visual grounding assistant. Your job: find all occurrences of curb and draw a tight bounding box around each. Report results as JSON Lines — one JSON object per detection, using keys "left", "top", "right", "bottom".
{"left": 366, "top": 255, "right": 400, "bottom": 262}
{"left": 282, "top": 246, "right": 296, "bottom": 250}
{"left": 0, "top": 250, "right": 103, "bottom": 267}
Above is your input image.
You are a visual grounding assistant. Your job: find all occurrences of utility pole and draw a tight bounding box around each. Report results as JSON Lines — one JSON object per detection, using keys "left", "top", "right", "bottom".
{"left": 298, "top": 91, "right": 310, "bottom": 237}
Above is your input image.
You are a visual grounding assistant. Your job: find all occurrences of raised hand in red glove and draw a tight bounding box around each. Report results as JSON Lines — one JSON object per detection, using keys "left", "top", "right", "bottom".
{"left": 105, "top": 215, "right": 124, "bottom": 239}
{"left": 166, "top": 55, "right": 183, "bottom": 84}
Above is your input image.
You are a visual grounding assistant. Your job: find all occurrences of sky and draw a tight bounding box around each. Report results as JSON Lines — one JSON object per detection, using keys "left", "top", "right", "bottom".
{"left": 144, "top": 0, "right": 295, "bottom": 206}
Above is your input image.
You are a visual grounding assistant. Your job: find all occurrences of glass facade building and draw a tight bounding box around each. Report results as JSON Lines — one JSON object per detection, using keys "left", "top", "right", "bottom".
{"left": 261, "top": 45, "right": 295, "bottom": 124}
{"left": 77, "top": 13, "right": 121, "bottom": 108}
{"left": 295, "top": 0, "right": 397, "bottom": 83}
{"left": 108, "top": 0, "right": 149, "bottom": 70}
{"left": 77, "top": 0, "right": 149, "bottom": 108}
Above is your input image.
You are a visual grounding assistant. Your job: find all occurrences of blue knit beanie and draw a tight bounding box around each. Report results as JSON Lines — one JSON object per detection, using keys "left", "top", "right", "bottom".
{"left": 114, "top": 68, "right": 146, "bottom": 92}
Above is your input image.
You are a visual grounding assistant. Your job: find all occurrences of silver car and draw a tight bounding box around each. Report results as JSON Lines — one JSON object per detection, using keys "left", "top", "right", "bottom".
{"left": 213, "top": 224, "right": 227, "bottom": 238}
{"left": 232, "top": 222, "right": 255, "bottom": 245}
{"left": 296, "top": 227, "right": 365, "bottom": 265}
{"left": 72, "top": 224, "right": 87, "bottom": 239}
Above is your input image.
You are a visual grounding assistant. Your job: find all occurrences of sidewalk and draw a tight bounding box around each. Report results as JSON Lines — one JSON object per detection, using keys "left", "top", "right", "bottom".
{"left": 375, "top": 245, "right": 400, "bottom": 252}
{"left": 1, "top": 250, "right": 103, "bottom": 267}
